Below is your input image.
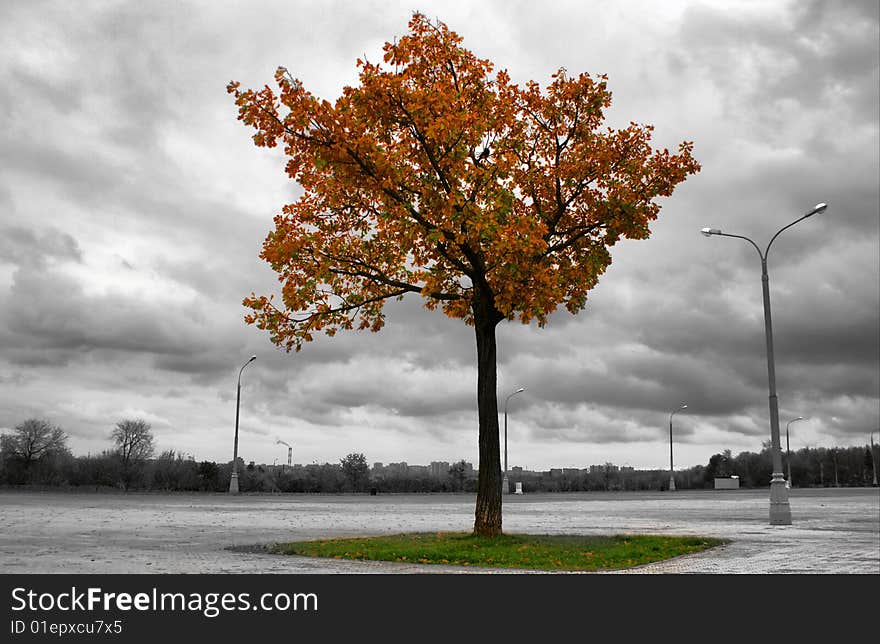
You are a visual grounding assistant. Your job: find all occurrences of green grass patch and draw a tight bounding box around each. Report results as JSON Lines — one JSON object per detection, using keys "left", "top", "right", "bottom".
{"left": 268, "top": 532, "right": 727, "bottom": 571}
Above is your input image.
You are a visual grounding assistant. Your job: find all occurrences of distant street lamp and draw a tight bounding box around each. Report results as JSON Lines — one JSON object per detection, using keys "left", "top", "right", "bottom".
{"left": 668, "top": 403, "right": 687, "bottom": 491}
{"left": 785, "top": 416, "right": 806, "bottom": 487}
{"left": 229, "top": 355, "right": 257, "bottom": 494}
{"left": 502, "top": 387, "right": 525, "bottom": 495}
{"left": 701, "top": 201, "right": 827, "bottom": 525}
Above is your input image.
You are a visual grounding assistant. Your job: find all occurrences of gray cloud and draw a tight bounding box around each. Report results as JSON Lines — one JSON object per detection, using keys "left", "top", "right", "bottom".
{"left": 1, "top": 262, "right": 213, "bottom": 364}
{"left": 679, "top": 1, "right": 879, "bottom": 129}
{"left": 0, "top": 226, "right": 82, "bottom": 268}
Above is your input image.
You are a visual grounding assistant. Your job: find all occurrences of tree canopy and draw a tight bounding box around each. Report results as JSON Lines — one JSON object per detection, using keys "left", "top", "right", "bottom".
{"left": 111, "top": 419, "right": 155, "bottom": 465}
{"left": 340, "top": 452, "right": 370, "bottom": 492}
{"left": 228, "top": 14, "right": 699, "bottom": 346}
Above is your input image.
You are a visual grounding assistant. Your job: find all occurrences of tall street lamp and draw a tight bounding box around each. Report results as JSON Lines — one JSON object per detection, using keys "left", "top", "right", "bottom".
{"left": 502, "top": 387, "right": 525, "bottom": 495}
{"left": 701, "top": 201, "right": 827, "bottom": 525}
{"left": 668, "top": 403, "right": 687, "bottom": 491}
{"left": 785, "top": 416, "right": 806, "bottom": 487}
{"left": 229, "top": 355, "right": 257, "bottom": 494}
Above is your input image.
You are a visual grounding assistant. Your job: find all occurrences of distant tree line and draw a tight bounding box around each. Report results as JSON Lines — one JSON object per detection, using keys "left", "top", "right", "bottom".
{"left": 697, "top": 443, "right": 879, "bottom": 490}
{"left": 1, "top": 418, "right": 877, "bottom": 492}
{"left": 516, "top": 442, "right": 879, "bottom": 492}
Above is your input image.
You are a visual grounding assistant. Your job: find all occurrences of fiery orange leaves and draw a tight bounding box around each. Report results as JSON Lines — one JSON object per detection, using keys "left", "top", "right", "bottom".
{"left": 228, "top": 13, "right": 699, "bottom": 350}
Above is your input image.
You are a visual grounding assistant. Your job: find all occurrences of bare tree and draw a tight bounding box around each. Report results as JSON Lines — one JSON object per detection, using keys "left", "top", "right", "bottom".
{"left": 111, "top": 419, "right": 155, "bottom": 490}
{"left": 0, "top": 418, "right": 69, "bottom": 469}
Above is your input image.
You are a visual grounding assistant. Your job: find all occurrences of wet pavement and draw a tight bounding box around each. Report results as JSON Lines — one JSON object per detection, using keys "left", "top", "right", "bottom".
{"left": 0, "top": 487, "right": 877, "bottom": 574}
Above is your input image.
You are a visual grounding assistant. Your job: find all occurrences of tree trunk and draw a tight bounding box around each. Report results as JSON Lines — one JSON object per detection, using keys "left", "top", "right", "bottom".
{"left": 472, "top": 295, "right": 503, "bottom": 537}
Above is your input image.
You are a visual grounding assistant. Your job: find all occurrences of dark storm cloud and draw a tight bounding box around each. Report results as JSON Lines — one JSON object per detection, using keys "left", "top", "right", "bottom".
{"left": 1, "top": 347, "right": 79, "bottom": 369}
{"left": 242, "top": 296, "right": 477, "bottom": 384}
{"left": 666, "top": 1, "right": 878, "bottom": 239}
{"left": 0, "top": 137, "right": 134, "bottom": 210}
{"left": 689, "top": 142, "right": 878, "bottom": 243}
{"left": 601, "top": 245, "right": 880, "bottom": 396}
{"left": 773, "top": 275, "right": 879, "bottom": 370}
{"left": 679, "top": 0, "right": 879, "bottom": 130}
{"left": 0, "top": 226, "right": 82, "bottom": 268}
{"left": 232, "top": 295, "right": 485, "bottom": 429}
{"left": 316, "top": 371, "right": 476, "bottom": 419}
{"left": 152, "top": 352, "right": 236, "bottom": 377}
{"left": 247, "top": 343, "right": 478, "bottom": 429}
{"left": 502, "top": 334, "right": 758, "bottom": 419}
{"left": 2, "top": 264, "right": 212, "bottom": 362}
{"left": 693, "top": 12, "right": 867, "bottom": 109}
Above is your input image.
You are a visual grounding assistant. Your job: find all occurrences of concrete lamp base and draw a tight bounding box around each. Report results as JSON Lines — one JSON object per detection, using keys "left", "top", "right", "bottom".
{"left": 668, "top": 476, "right": 676, "bottom": 491}
{"left": 228, "top": 473, "right": 240, "bottom": 494}
{"left": 769, "top": 476, "right": 792, "bottom": 525}
{"left": 501, "top": 475, "right": 510, "bottom": 495}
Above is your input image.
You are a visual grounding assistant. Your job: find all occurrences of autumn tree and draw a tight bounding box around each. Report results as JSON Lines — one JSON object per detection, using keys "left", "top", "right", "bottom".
{"left": 228, "top": 14, "right": 699, "bottom": 536}
{"left": 111, "top": 418, "right": 155, "bottom": 490}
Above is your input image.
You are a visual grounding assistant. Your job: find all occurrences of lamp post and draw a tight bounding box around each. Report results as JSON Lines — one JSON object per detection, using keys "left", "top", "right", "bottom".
{"left": 701, "top": 201, "right": 827, "bottom": 525}
{"left": 668, "top": 403, "right": 687, "bottom": 491}
{"left": 785, "top": 416, "right": 806, "bottom": 488}
{"left": 229, "top": 355, "right": 256, "bottom": 494}
{"left": 502, "top": 387, "right": 525, "bottom": 495}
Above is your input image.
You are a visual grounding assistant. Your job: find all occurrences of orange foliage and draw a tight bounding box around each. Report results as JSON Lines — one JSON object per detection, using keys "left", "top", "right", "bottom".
{"left": 228, "top": 13, "right": 699, "bottom": 351}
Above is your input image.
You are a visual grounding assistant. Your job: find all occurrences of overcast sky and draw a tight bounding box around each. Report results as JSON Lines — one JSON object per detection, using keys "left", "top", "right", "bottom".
{"left": 1, "top": 0, "right": 877, "bottom": 472}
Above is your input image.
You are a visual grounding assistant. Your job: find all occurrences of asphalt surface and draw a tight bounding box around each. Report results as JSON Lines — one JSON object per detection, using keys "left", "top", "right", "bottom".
{"left": 0, "top": 487, "right": 877, "bottom": 574}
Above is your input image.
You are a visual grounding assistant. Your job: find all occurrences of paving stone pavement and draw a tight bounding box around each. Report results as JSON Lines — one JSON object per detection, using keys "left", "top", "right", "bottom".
{"left": 0, "top": 488, "right": 877, "bottom": 574}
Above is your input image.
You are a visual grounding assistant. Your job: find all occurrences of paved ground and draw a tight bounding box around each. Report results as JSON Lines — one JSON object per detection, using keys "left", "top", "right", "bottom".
{"left": 0, "top": 488, "right": 877, "bottom": 574}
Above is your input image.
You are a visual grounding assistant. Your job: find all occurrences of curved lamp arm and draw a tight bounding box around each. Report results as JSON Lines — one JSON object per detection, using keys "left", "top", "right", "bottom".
{"left": 504, "top": 387, "right": 525, "bottom": 412}
{"left": 238, "top": 355, "right": 257, "bottom": 383}
{"left": 701, "top": 202, "right": 827, "bottom": 261}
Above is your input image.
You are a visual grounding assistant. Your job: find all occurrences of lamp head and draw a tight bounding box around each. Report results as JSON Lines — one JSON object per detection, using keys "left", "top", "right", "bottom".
{"left": 516, "top": 387, "right": 525, "bottom": 394}
{"left": 249, "top": 355, "right": 257, "bottom": 362}
{"left": 807, "top": 202, "right": 827, "bottom": 216}
{"left": 701, "top": 228, "right": 722, "bottom": 237}
{"left": 680, "top": 403, "right": 688, "bottom": 410}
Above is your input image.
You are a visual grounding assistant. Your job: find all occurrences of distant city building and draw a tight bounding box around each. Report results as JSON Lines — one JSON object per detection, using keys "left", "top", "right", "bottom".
{"left": 368, "top": 460, "right": 479, "bottom": 479}
{"left": 429, "top": 461, "right": 451, "bottom": 478}
{"left": 386, "top": 462, "right": 408, "bottom": 477}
